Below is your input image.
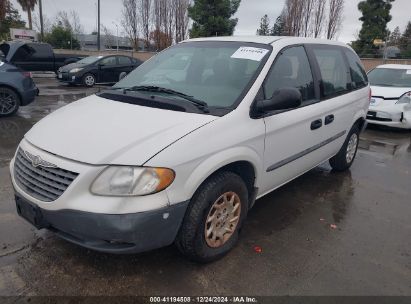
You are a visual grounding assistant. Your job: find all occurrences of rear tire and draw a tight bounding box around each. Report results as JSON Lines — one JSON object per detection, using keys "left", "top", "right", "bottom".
{"left": 329, "top": 125, "right": 360, "bottom": 171}
{"left": 0, "top": 87, "right": 21, "bottom": 117}
{"left": 82, "top": 73, "right": 96, "bottom": 87}
{"left": 176, "top": 171, "right": 248, "bottom": 263}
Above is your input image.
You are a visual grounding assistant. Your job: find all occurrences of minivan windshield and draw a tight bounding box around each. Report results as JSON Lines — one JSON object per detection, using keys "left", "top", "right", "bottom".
{"left": 368, "top": 68, "right": 411, "bottom": 88}
{"left": 112, "top": 41, "right": 272, "bottom": 109}
{"left": 77, "top": 56, "right": 103, "bottom": 65}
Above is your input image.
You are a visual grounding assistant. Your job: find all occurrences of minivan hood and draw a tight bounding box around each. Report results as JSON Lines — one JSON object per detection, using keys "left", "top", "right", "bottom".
{"left": 25, "top": 94, "right": 216, "bottom": 165}
{"left": 371, "top": 85, "right": 411, "bottom": 99}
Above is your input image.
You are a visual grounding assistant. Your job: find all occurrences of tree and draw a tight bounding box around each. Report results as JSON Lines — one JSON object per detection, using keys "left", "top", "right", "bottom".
{"left": 302, "top": 0, "right": 314, "bottom": 37}
{"left": 121, "top": 0, "right": 139, "bottom": 50}
{"left": 102, "top": 25, "right": 115, "bottom": 49}
{"left": 174, "top": 0, "right": 190, "bottom": 43}
{"left": 44, "top": 25, "right": 80, "bottom": 49}
{"left": 271, "top": 12, "right": 286, "bottom": 36}
{"left": 0, "top": 1, "right": 26, "bottom": 41}
{"left": 17, "top": 0, "right": 37, "bottom": 30}
{"left": 400, "top": 21, "right": 411, "bottom": 57}
{"left": 1, "top": 0, "right": 8, "bottom": 20}
{"left": 283, "top": 0, "right": 304, "bottom": 36}
{"left": 388, "top": 26, "right": 401, "bottom": 46}
{"left": 149, "top": 29, "right": 169, "bottom": 50}
{"left": 312, "top": 0, "right": 326, "bottom": 38}
{"left": 326, "top": 0, "right": 344, "bottom": 39}
{"left": 140, "top": 0, "right": 151, "bottom": 49}
{"left": 257, "top": 14, "right": 270, "bottom": 36}
{"left": 353, "top": 0, "right": 395, "bottom": 57}
{"left": 188, "top": 0, "right": 241, "bottom": 38}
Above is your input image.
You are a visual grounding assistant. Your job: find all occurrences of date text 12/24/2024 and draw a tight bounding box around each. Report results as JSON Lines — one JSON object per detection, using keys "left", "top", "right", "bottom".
{"left": 149, "top": 297, "right": 258, "bottom": 303}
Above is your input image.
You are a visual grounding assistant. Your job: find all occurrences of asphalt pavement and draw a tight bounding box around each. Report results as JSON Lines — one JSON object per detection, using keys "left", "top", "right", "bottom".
{"left": 0, "top": 78, "right": 410, "bottom": 296}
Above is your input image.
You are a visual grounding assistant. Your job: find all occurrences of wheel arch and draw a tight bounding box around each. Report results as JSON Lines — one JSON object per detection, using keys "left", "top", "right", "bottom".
{"left": 0, "top": 84, "right": 22, "bottom": 101}
{"left": 178, "top": 148, "right": 262, "bottom": 209}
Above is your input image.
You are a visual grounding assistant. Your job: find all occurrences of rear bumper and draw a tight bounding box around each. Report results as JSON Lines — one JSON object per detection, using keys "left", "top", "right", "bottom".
{"left": 15, "top": 194, "right": 189, "bottom": 254}
{"left": 20, "top": 86, "right": 38, "bottom": 106}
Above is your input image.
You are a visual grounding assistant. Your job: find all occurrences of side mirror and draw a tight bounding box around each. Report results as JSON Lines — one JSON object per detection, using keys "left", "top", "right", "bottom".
{"left": 255, "top": 87, "right": 302, "bottom": 113}
{"left": 98, "top": 63, "right": 105, "bottom": 69}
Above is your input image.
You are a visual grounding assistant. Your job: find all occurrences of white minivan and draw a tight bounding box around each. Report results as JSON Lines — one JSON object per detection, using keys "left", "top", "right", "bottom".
{"left": 10, "top": 37, "right": 370, "bottom": 262}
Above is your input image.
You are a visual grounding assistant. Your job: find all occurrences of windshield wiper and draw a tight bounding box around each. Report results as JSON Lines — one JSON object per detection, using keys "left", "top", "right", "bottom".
{"left": 113, "top": 85, "right": 209, "bottom": 112}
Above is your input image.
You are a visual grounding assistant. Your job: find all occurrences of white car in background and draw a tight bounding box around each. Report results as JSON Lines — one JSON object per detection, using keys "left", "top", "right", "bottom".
{"left": 367, "top": 64, "right": 411, "bottom": 129}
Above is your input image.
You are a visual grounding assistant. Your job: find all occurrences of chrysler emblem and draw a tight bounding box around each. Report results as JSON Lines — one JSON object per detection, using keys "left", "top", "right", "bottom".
{"left": 23, "top": 150, "right": 57, "bottom": 168}
{"left": 31, "top": 155, "right": 42, "bottom": 167}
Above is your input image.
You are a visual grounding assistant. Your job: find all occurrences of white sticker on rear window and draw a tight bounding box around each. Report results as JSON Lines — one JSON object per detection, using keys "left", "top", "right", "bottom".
{"left": 231, "top": 47, "right": 269, "bottom": 61}
{"left": 406, "top": 70, "right": 411, "bottom": 75}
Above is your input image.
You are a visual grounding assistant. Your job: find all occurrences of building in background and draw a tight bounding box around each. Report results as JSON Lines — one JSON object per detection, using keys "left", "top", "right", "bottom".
{"left": 75, "top": 34, "right": 145, "bottom": 51}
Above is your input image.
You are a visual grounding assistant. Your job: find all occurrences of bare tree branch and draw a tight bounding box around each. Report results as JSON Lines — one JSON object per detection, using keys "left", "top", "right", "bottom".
{"left": 326, "top": 0, "right": 344, "bottom": 40}
{"left": 312, "top": 0, "right": 326, "bottom": 38}
{"left": 122, "top": 0, "right": 139, "bottom": 50}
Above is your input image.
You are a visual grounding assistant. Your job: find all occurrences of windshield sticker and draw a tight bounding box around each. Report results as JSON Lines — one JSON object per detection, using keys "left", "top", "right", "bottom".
{"left": 406, "top": 70, "right": 411, "bottom": 75}
{"left": 231, "top": 47, "right": 269, "bottom": 61}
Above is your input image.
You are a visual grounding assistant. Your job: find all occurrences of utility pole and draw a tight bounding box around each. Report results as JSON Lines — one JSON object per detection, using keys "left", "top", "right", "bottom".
{"left": 97, "top": 0, "right": 101, "bottom": 51}
{"left": 39, "top": 0, "right": 44, "bottom": 41}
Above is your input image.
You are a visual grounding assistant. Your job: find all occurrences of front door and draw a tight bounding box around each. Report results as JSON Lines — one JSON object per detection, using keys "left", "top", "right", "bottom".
{"left": 259, "top": 45, "right": 344, "bottom": 195}
{"left": 97, "top": 56, "right": 118, "bottom": 83}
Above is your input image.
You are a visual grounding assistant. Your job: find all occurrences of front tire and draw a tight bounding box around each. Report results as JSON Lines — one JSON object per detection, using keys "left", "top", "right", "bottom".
{"left": 0, "top": 87, "right": 21, "bottom": 117}
{"left": 82, "top": 73, "right": 96, "bottom": 87}
{"left": 176, "top": 171, "right": 248, "bottom": 263}
{"left": 329, "top": 125, "right": 360, "bottom": 171}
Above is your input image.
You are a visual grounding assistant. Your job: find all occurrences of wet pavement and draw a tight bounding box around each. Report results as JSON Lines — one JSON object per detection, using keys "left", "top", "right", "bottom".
{"left": 0, "top": 78, "right": 410, "bottom": 296}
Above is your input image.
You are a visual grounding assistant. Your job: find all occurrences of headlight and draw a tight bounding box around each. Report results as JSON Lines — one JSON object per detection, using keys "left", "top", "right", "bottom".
{"left": 90, "top": 166, "right": 175, "bottom": 196}
{"left": 397, "top": 91, "right": 411, "bottom": 104}
{"left": 69, "top": 67, "right": 83, "bottom": 73}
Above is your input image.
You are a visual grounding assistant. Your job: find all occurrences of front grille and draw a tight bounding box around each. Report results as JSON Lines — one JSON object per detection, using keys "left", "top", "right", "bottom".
{"left": 14, "top": 148, "right": 79, "bottom": 202}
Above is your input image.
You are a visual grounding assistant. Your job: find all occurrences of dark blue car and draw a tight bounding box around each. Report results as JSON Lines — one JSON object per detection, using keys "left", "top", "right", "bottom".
{"left": 0, "top": 61, "right": 38, "bottom": 117}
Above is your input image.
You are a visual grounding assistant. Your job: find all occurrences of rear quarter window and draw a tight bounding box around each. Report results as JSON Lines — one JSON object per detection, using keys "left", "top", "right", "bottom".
{"left": 344, "top": 49, "right": 368, "bottom": 89}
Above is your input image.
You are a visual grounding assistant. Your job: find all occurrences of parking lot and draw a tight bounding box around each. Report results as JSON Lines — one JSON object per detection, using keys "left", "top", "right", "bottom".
{"left": 0, "top": 77, "right": 410, "bottom": 296}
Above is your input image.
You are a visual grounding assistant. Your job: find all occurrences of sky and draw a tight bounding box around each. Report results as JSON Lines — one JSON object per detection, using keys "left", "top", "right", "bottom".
{"left": 10, "top": 0, "right": 411, "bottom": 43}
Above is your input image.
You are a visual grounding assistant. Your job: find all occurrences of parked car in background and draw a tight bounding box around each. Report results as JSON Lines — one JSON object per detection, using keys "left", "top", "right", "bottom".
{"left": 57, "top": 55, "right": 142, "bottom": 87}
{"left": 0, "top": 61, "right": 38, "bottom": 117}
{"left": 10, "top": 37, "right": 369, "bottom": 262}
{"left": 0, "top": 41, "right": 83, "bottom": 73}
{"left": 367, "top": 64, "right": 411, "bottom": 129}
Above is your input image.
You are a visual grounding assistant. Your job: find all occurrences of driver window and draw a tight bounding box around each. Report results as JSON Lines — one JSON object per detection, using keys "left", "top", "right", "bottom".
{"left": 264, "top": 46, "right": 316, "bottom": 104}
{"left": 100, "top": 56, "right": 117, "bottom": 66}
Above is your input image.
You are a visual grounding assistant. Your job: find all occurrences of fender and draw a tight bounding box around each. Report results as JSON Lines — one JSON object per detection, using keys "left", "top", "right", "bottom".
{"left": 164, "top": 146, "right": 263, "bottom": 204}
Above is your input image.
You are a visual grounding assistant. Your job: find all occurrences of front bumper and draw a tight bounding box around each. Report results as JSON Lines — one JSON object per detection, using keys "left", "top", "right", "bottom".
{"left": 15, "top": 193, "right": 189, "bottom": 254}
{"left": 57, "top": 72, "right": 82, "bottom": 84}
{"left": 366, "top": 105, "right": 411, "bottom": 129}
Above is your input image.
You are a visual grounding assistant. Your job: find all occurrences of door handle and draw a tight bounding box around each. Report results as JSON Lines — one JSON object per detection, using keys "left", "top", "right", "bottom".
{"left": 310, "top": 119, "right": 323, "bottom": 130}
{"left": 325, "top": 114, "right": 335, "bottom": 125}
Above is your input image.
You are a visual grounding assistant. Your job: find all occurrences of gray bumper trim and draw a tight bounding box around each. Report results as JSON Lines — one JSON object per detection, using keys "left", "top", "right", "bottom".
{"left": 15, "top": 194, "right": 189, "bottom": 254}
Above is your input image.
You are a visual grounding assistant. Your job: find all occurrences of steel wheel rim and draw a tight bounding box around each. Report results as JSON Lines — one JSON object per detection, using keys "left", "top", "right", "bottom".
{"left": 0, "top": 89, "right": 17, "bottom": 115}
{"left": 346, "top": 133, "right": 358, "bottom": 163}
{"left": 205, "top": 191, "right": 241, "bottom": 248}
{"left": 85, "top": 75, "right": 95, "bottom": 86}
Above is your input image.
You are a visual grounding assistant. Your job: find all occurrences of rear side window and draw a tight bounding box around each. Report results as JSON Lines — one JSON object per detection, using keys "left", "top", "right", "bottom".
{"left": 344, "top": 49, "right": 368, "bottom": 89}
{"left": 118, "top": 56, "right": 131, "bottom": 65}
{"left": 264, "top": 46, "right": 316, "bottom": 103}
{"left": 312, "top": 47, "right": 349, "bottom": 97}
{"left": 27, "top": 43, "right": 51, "bottom": 58}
